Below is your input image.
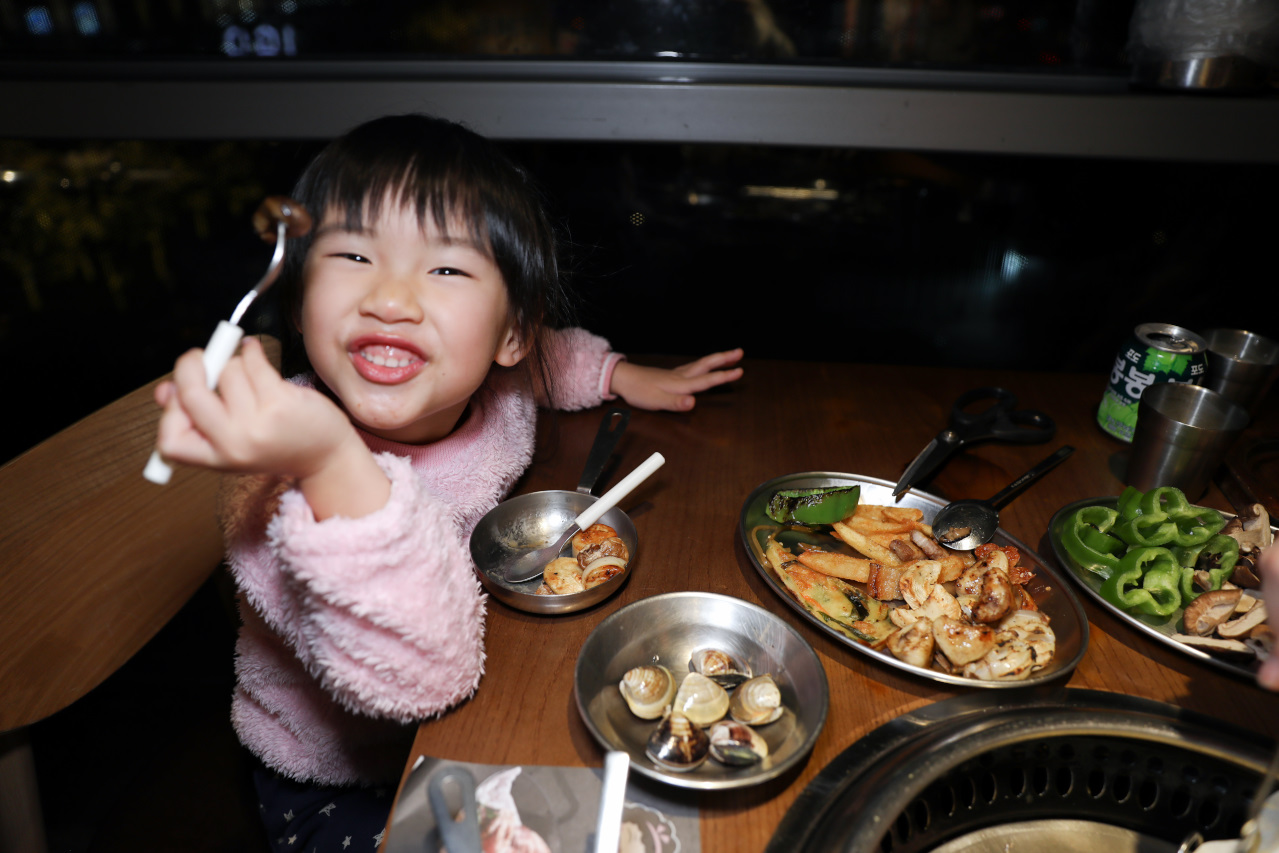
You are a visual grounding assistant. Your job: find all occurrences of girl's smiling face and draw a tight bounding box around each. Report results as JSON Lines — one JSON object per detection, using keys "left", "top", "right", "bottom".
{"left": 299, "top": 199, "right": 525, "bottom": 445}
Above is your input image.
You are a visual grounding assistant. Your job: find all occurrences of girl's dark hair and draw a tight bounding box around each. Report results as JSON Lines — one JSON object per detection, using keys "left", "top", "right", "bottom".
{"left": 278, "top": 114, "right": 574, "bottom": 390}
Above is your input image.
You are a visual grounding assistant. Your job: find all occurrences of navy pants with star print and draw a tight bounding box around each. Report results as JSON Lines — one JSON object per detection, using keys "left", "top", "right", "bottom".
{"left": 250, "top": 755, "right": 394, "bottom": 852}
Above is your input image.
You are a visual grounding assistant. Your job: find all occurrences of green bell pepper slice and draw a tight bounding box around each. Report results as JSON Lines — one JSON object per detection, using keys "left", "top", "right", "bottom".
{"left": 1175, "top": 533, "right": 1240, "bottom": 603}
{"left": 1117, "top": 486, "right": 1145, "bottom": 520}
{"left": 1112, "top": 486, "right": 1226, "bottom": 548}
{"left": 1114, "top": 511, "right": 1178, "bottom": 547}
{"left": 1061, "top": 505, "right": 1126, "bottom": 578}
{"left": 1099, "top": 546, "right": 1183, "bottom": 618}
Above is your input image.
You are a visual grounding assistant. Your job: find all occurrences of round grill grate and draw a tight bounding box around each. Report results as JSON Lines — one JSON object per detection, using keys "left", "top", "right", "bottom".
{"left": 882, "top": 734, "right": 1251, "bottom": 852}
{"left": 769, "top": 689, "right": 1270, "bottom": 853}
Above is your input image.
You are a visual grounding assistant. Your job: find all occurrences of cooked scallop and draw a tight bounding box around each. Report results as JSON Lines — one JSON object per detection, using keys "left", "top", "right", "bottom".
{"left": 542, "top": 557, "right": 585, "bottom": 595}
{"left": 571, "top": 523, "right": 618, "bottom": 557}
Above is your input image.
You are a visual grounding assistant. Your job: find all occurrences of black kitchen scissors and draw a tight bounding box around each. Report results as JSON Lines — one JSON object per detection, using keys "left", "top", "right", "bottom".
{"left": 893, "top": 387, "right": 1056, "bottom": 497}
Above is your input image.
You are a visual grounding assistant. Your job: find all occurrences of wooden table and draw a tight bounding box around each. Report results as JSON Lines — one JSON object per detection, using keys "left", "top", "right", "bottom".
{"left": 393, "top": 358, "right": 1279, "bottom": 851}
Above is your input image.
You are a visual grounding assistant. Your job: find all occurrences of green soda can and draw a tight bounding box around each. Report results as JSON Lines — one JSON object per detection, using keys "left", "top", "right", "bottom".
{"left": 1097, "top": 322, "right": 1208, "bottom": 442}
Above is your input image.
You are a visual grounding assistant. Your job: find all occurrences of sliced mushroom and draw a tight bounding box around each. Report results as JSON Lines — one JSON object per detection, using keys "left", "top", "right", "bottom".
{"left": 1217, "top": 603, "right": 1268, "bottom": 639}
{"left": 910, "top": 529, "right": 947, "bottom": 561}
{"left": 1234, "top": 595, "right": 1259, "bottom": 615}
{"left": 1182, "top": 589, "right": 1244, "bottom": 636}
{"left": 1238, "top": 504, "right": 1274, "bottom": 550}
{"left": 1171, "top": 633, "right": 1254, "bottom": 658}
{"left": 1231, "top": 555, "right": 1262, "bottom": 589}
{"left": 889, "top": 538, "right": 924, "bottom": 562}
{"left": 1248, "top": 625, "right": 1275, "bottom": 660}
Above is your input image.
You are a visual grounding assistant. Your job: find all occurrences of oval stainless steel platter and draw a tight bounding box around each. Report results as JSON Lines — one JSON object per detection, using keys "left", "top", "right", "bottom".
{"left": 739, "top": 472, "right": 1089, "bottom": 688}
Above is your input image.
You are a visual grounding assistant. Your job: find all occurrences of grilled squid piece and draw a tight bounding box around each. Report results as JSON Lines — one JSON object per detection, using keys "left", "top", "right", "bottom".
{"left": 961, "top": 609, "right": 1055, "bottom": 681}
{"left": 886, "top": 618, "right": 935, "bottom": 668}
{"left": 933, "top": 616, "right": 996, "bottom": 666}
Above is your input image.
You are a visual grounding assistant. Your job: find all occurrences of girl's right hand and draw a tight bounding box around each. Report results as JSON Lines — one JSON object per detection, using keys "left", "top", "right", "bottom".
{"left": 154, "top": 337, "right": 390, "bottom": 519}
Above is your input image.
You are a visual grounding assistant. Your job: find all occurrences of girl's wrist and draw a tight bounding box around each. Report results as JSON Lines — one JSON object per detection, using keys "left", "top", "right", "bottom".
{"left": 298, "top": 432, "right": 391, "bottom": 521}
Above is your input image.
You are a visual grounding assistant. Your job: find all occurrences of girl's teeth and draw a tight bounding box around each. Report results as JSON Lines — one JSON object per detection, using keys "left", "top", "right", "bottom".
{"left": 360, "top": 351, "right": 414, "bottom": 368}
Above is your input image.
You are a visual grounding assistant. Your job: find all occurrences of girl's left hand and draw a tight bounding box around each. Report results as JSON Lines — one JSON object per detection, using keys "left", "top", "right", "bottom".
{"left": 609, "top": 348, "right": 744, "bottom": 412}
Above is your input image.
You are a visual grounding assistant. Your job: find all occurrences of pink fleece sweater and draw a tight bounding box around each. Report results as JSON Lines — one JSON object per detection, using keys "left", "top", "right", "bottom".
{"left": 219, "top": 328, "right": 624, "bottom": 785}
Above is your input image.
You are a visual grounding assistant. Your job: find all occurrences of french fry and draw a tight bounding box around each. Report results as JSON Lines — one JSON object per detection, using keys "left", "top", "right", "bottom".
{"left": 847, "top": 504, "right": 922, "bottom": 534}
{"left": 832, "top": 520, "right": 902, "bottom": 566}
{"left": 796, "top": 549, "right": 873, "bottom": 583}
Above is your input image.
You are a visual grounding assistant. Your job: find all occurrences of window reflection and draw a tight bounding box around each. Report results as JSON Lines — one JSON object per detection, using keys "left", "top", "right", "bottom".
{"left": 0, "top": 0, "right": 1134, "bottom": 70}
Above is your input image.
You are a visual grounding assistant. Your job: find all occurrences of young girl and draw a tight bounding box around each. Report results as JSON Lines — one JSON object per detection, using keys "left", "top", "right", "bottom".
{"left": 153, "top": 114, "right": 742, "bottom": 851}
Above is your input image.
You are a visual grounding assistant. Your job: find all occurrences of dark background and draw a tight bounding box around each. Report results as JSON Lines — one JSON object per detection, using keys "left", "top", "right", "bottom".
{"left": 2, "top": 137, "right": 1274, "bottom": 465}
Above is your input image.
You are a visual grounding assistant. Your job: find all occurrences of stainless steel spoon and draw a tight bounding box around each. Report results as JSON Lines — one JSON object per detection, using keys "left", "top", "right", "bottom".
{"left": 932, "top": 445, "right": 1075, "bottom": 550}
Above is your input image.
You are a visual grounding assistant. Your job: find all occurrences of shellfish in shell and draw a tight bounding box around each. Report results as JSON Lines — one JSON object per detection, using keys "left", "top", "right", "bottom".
{"left": 618, "top": 665, "right": 676, "bottom": 720}
{"left": 688, "top": 648, "right": 752, "bottom": 689}
{"left": 672, "top": 672, "right": 731, "bottom": 726}
{"left": 645, "top": 709, "right": 709, "bottom": 772}
{"left": 707, "top": 720, "right": 769, "bottom": 766}
{"left": 729, "top": 675, "right": 784, "bottom": 726}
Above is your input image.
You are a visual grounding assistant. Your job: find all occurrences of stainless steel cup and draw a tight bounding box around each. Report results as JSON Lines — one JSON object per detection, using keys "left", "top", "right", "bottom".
{"left": 1203, "top": 328, "right": 1279, "bottom": 415}
{"left": 1125, "top": 383, "right": 1249, "bottom": 499}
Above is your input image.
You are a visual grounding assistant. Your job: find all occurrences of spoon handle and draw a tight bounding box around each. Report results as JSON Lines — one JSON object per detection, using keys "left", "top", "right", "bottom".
{"left": 576, "top": 452, "right": 665, "bottom": 531}
{"left": 989, "top": 445, "right": 1075, "bottom": 510}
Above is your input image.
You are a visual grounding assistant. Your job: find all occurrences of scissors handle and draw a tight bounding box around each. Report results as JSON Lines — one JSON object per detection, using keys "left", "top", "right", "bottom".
{"left": 950, "top": 386, "right": 1055, "bottom": 444}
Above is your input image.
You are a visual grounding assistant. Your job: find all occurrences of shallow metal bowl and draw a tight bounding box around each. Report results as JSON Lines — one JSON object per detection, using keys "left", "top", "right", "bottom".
{"left": 574, "top": 591, "right": 829, "bottom": 790}
{"left": 470, "top": 490, "right": 637, "bottom": 616}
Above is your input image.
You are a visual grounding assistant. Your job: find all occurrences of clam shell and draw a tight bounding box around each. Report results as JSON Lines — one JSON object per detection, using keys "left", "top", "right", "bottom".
{"left": 729, "top": 675, "right": 783, "bottom": 726}
{"left": 619, "top": 665, "right": 676, "bottom": 720}
{"left": 708, "top": 720, "right": 769, "bottom": 766}
{"left": 645, "top": 709, "right": 709, "bottom": 772}
{"left": 672, "top": 672, "right": 731, "bottom": 726}
{"left": 689, "top": 648, "right": 752, "bottom": 689}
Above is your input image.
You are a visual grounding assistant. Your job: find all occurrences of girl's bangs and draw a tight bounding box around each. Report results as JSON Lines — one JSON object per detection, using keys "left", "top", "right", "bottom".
{"left": 325, "top": 164, "right": 493, "bottom": 256}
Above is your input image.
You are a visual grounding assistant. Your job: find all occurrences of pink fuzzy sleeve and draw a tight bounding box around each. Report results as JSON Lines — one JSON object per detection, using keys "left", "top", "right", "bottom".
{"left": 265, "top": 453, "right": 486, "bottom": 722}
{"left": 539, "top": 327, "right": 626, "bottom": 411}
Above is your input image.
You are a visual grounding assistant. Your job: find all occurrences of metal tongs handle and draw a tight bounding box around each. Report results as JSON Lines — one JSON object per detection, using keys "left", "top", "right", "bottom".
{"left": 144, "top": 199, "right": 310, "bottom": 484}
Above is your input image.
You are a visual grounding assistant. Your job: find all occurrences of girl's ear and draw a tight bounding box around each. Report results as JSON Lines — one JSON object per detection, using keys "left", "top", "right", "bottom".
{"left": 494, "top": 322, "right": 529, "bottom": 367}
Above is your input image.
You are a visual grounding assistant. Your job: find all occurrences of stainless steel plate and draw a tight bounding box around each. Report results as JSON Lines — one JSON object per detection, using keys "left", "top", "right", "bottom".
{"left": 1049, "top": 497, "right": 1271, "bottom": 681}
{"left": 739, "top": 472, "right": 1089, "bottom": 688}
{"left": 470, "top": 490, "right": 637, "bottom": 616}
{"left": 574, "top": 591, "right": 829, "bottom": 790}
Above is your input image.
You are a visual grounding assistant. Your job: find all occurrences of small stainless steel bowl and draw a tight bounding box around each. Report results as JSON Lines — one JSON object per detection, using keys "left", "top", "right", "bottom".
{"left": 574, "top": 591, "right": 829, "bottom": 790}
{"left": 470, "top": 490, "right": 637, "bottom": 616}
